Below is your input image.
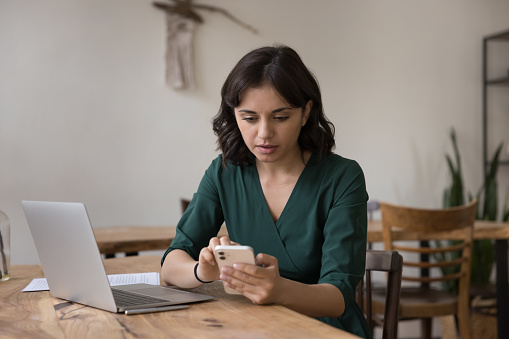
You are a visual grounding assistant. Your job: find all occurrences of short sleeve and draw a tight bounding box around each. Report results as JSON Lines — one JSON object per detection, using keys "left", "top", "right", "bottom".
{"left": 161, "top": 156, "right": 225, "bottom": 265}
{"left": 317, "top": 160, "right": 368, "bottom": 308}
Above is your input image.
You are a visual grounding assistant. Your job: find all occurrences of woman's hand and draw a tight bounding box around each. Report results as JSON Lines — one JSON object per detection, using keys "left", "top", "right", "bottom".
{"left": 196, "top": 236, "right": 237, "bottom": 283}
{"left": 219, "top": 253, "right": 284, "bottom": 305}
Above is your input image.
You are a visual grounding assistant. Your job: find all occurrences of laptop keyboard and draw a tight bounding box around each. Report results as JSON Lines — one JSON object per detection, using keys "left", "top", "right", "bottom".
{"left": 111, "top": 288, "right": 170, "bottom": 307}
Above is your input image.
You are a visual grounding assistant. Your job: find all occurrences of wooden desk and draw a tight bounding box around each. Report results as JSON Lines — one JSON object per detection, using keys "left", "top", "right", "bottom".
{"left": 94, "top": 221, "right": 509, "bottom": 339}
{"left": 94, "top": 221, "right": 509, "bottom": 254}
{"left": 1, "top": 256, "right": 359, "bottom": 339}
{"left": 367, "top": 219, "right": 509, "bottom": 242}
{"left": 93, "top": 225, "right": 228, "bottom": 256}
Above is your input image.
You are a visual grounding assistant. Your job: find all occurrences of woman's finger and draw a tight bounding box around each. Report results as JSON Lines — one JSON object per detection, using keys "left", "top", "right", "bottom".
{"left": 222, "top": 265, "right": 256, "bottom": 283}
{"left": 221, "top": 267, "right": 274, "bottom": 304}
{"left": 208, "top": 237, "right": 221, "bottom": 251}
{"left": 200, "top": 247, "right": 216, "bottom": 266}
{"left": 230, "top": 262, "right": 262, "bottom": 277}
{"left": 220, "top": 268, "right": 254, "bottom": 293}
{"left": 219, "top": 236, "right": 231, "bottom": 245}
{"left": 255, "top": 253, "right": 278, "bottom": 268}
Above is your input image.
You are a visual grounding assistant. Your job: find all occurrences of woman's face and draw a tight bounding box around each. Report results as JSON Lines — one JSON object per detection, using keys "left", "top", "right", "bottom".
{"left": 234, "top": 85, "right": 311, "bottom": 165}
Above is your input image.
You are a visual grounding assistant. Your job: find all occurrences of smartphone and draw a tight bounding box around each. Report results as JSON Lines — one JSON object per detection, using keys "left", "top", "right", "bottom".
{"left": 213, "top": 245, "right": 256, "bottom": 294}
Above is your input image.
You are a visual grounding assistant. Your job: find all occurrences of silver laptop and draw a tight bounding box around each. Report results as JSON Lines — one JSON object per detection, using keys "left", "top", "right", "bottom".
{"left": 21, "top": 200, "right": 213, "bottom": 314}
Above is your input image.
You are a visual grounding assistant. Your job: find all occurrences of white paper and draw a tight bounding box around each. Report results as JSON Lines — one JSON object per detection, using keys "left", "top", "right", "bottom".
{"left": 22, "top": 278, "right": 49, "bottom": 292}
{"left": 22, "top": 272, "right": 160, "bottom": 292}
{"left": 108, "top": 272, "right": 160, "bottom": 286}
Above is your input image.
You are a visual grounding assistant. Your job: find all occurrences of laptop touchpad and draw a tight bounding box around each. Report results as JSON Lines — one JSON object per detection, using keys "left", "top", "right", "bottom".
{"left": 136, "top": 287, "right": 186, "bottom": 298}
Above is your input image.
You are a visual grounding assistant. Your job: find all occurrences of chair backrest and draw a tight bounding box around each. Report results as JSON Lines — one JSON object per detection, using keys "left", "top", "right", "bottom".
{"left": 379, "top": 200, "right": 477, "bottom": 311}
{"left": 357, "top": 250, "right": 403, "bottom": 339}
{"left": 367, "top": 200, "right": 380, "bottom": 221}
{"left": 180, "top": 198, "right": 191, "bottom": 214}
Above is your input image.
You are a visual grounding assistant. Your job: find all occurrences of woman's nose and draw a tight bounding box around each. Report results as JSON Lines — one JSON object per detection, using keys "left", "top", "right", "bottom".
{"left": 257, "top": 119, "right": 273, "bottom": 139}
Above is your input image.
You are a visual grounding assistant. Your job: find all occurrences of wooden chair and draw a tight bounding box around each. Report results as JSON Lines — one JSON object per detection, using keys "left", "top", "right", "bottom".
{"left": 357, "top": 250, "right": 403, "bottom": 339}
{"left": 367, "top": 200, "right": 380, "bottom": 250}
{"left": 372, "top": 200, "right": 477, "bottom": 339}
{"left": 367, "top": 200, "right": 380, "bottom": 221}
{"left": 180, "top": 198, "right": 191, "bottom": 214}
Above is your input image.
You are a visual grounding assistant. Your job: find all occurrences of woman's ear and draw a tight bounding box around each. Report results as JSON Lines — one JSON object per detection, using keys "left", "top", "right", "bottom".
{"left": 302, "top": 100, "right": 312, "bottom": 126}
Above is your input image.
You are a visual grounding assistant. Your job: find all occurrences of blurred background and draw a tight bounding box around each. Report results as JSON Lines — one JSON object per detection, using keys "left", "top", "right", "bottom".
{"left": 1, "top": 0, "right": 508, "bottom": 270}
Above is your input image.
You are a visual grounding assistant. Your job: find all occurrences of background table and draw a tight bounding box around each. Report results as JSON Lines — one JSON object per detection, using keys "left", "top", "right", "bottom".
{"left": 1, "top": 255, "right": 359, "bottom": 339}
{"left": 93, "top": 225, "right": 228, "bottom": 257}
{"left": 93, "top": 221, "right": 509, "bottom": 255}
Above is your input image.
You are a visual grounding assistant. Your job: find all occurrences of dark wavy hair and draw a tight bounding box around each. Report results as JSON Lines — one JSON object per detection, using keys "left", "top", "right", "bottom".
{"left": 212, "top": 45, "right": 335, "bottom": 166}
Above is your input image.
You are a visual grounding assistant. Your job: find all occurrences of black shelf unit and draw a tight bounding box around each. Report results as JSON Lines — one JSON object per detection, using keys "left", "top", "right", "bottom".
{"left": 482, "top": 30, "right": 509, "bottom": 339}
{"left": 482, "top": 29, "right": 509, "bottom": 178}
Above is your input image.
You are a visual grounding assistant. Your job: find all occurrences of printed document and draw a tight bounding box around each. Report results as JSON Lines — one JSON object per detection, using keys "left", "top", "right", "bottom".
{"left": 22, "top": 272, "right": 160, "bottom": 292}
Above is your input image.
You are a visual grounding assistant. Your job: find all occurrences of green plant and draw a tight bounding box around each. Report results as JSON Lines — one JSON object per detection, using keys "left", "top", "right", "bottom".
{"left": 439, "top": 129, "right": 464, "bottom": 294}
{"left": 474, "top": 143, "right": 503, "bottom": 221}
{"left": 440, "top": 129, "right": 504, "bottom": 293}
{"left": 443, "top": 129, "right": 465, "bottom": 208}
{"left": 468, "top": 143, "right": 504, "bottom": 285}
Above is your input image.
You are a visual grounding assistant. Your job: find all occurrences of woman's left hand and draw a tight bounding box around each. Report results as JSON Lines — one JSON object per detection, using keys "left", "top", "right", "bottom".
{"left": 219, "top": 253, "right": 284, "bottom": 305}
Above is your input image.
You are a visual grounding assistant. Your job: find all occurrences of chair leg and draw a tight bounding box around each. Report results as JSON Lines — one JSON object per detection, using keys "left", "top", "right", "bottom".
{"left": 457, "top": 309, "right": 472, "bottom": 339}
{"left": 421, "top": 318, "right": 432, "bottom": 339}
{"left": 440, "top": 315, "right": 458, "bottom": 339}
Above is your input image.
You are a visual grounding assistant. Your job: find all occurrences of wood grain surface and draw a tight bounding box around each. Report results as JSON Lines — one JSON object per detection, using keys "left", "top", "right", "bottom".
{"left": 1, "top": 255, "right": 359, "bottom": 339}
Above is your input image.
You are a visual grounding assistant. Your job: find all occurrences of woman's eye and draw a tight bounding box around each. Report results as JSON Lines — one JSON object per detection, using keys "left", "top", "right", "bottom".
{"left": 242, "top": 117, "right": 256, "bottom": 122}
{"left": 275, "top": 116, "right": 289, "bottom": 121}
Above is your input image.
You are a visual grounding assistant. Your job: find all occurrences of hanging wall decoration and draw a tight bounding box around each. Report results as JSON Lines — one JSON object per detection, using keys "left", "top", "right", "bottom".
{"left": 153, "top": 0, "right": 257, "bottom": 90}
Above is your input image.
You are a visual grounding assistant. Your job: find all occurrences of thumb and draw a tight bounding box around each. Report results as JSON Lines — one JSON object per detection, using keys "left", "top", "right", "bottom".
{"left": 255, "top": 253, "right": 277, "bottom": 268}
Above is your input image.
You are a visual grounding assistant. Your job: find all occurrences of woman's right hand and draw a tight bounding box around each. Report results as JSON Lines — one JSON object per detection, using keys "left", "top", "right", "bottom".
{"left": 196, "top": 236, "right": 237, "bottom": 283}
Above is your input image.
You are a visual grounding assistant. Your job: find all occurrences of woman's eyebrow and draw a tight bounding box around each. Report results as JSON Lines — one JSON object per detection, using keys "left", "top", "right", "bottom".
{"left": 237, "top": 109, "right": 256, "bottom": 114}
{"left": 237, "top": 107, "right": 291, "bottom": 114}
{"left": 271, "top": 107, "right": 292, "bottom": 113}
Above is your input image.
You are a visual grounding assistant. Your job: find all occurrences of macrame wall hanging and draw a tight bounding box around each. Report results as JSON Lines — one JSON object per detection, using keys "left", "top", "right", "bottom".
{"left": 153, "top": 0, "right": 257, "bottom": 90}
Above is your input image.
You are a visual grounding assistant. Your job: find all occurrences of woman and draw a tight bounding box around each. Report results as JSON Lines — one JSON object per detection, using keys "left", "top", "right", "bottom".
{"left": 161, "top": 45, "right": 371, "bottom": 338}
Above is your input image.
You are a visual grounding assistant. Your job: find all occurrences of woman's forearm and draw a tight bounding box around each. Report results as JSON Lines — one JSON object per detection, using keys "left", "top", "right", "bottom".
{"left": 161, "top": 249, "right": 203, "bottom": 288}
{"left": 163, "top": 250, "right": 345, "bottom": 318}
{"left": 277, "top": 279, "right": 345, "bottom": 318}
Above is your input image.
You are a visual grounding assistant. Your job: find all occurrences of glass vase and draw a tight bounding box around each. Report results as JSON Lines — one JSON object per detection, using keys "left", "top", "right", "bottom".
{"left": 0, "top": 210, "right": 10, "bottom": 281}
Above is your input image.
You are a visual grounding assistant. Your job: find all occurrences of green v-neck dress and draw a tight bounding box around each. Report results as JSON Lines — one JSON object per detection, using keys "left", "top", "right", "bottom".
{"left": 162, "top": 153, "right": 372, "bottom": 338}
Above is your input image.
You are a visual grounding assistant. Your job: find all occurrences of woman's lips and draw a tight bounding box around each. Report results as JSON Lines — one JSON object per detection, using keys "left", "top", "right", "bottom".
{"left": 256, "top": 145, "right": 277, "bottom": 154}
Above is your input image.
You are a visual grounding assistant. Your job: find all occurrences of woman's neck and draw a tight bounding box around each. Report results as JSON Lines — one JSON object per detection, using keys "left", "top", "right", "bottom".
{"left": 256, "top": 150, "right": 312, "bottom": 180}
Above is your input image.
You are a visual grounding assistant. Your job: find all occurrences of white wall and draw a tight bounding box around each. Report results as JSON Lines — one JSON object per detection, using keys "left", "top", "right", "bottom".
{"left": 2, "top": 1, "right": 508, "bottom": 338}
{"left": 1, "top": 0, "right": 509, "bottom": 263}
